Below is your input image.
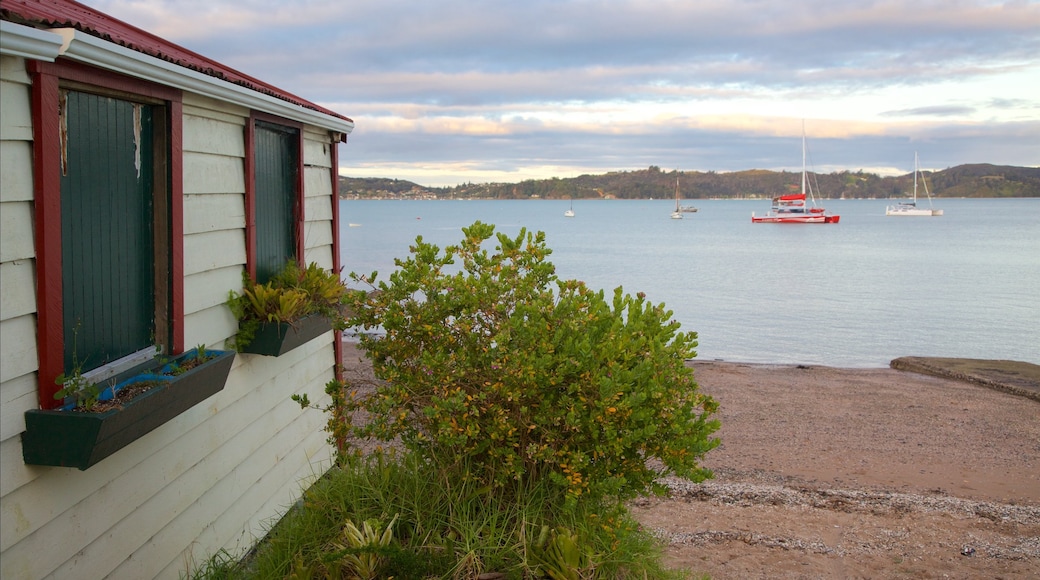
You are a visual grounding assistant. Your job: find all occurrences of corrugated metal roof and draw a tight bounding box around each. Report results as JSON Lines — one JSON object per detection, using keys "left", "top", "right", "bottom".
{"left": 1, "top": 0, "right": 352, "bottom": 123}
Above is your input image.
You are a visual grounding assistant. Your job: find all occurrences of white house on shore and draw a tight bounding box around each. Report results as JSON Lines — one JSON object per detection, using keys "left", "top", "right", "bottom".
{"left": 1, "top": 0, "right": 354, "bottom": 577}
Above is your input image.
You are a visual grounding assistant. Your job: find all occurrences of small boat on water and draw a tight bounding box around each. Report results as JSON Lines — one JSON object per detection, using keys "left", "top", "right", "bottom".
{"left": 886, "top": 152, "right": 942, "bottom": 216}
{"left": 564, "top": 198, "right": 575, "bottom": 217}
{"left": 752, "top": 128, "right": 839, "bottom": 224}
{"left": 671, "top": 178, "right": 693, "bottom": 219}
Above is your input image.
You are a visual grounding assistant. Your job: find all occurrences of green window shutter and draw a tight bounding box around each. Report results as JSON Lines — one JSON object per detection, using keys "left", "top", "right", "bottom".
{"left": 254, "top": 121, "right": 298, "bottom": 283}
{"left": 60, "top": 90, "right": 155, "bottom": 371}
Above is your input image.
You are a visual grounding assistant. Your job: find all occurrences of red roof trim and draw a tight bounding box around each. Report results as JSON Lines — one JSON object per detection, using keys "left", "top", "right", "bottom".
{"left": 1, "top": 0, "right": 352, "bottom": 123}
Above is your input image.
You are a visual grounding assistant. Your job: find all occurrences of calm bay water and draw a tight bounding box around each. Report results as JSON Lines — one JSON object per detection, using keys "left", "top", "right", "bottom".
{"left": 338, "top": 198, "right": 1039, "bottom": 368}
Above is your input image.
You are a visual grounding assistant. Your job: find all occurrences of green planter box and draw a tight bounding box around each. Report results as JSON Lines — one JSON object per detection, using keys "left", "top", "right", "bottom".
{"left": 22, "top": 349, "right": 235, "bottom": 470}
{"left": 239, "top": 315, "right": 332, "bottom": 356}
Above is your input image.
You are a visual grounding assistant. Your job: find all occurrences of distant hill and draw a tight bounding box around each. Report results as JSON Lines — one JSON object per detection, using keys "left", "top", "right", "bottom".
{"left": 339, "top": 164, "right": 1040, "bottom": 200}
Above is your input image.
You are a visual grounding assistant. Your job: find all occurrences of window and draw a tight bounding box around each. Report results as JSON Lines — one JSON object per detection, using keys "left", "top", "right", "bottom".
{"left": 247, "top": 115, "right": 305, "bottom": 283}
{"left": 60, "top": 89, "right": 164, "bottom": 371}
{"left": 31, "top": 60, "right": 183, "bottom": 409}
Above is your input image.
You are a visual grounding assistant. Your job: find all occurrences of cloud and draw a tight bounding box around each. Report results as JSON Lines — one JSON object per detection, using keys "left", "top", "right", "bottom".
{"left": 89, "top": 0, "right": 1040, "bottom": 186}
{"left": 881, "top": 106, "right": 979, "bottom": 118}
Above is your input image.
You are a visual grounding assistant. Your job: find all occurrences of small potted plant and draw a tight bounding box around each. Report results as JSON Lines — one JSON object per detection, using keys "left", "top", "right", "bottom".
{"left": 227, "top": 261, "right": 352, "bottom": 356}
{"left": 22, "top": 345, "right": 236, "bottom": 470}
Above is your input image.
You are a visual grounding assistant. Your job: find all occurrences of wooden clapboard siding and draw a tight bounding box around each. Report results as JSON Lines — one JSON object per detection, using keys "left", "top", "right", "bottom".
{"left": 183, "top": 193, "right": 245, "bottom": 235}
{"left": 0, "top": 315, "right": 36, "bottom": 386}
{"left": 46, "top": 354, "right": 334, "bottom": 579}
{"left": 305, "top": 193, "right": 334, "bottom": 222}
{"left": 303, "top": 220, "right": 334, "bottom": 251}
{"left": 304, "top": 246, "right": 335, "bottom": 271}
{"left": 303, "top": 143, "right": 332, "bottom": 170}
{"left": 183, "top": 229, "right": 246, "bottom": 276}
{"left": 0, "top": 57, "right": 32, "bottom": 140}
{"left": 305, "top": 165, "right": 334, "bottom": 199}
{"left": 183, "top": 114, "right": 245, "bottom": 158}
{"left": 0, "top": 57, "right": 35, "bottom": 433}
{"left": 302, "top": 162, "right": 334, "bottom": 257}
{"left": 184, "top": 266, "right": 243, "bottom": 315}
{"left": 182, "top": 92, "right": 250, "bottom": 123}
{"left": 0, "top": 47, "right": 36, "bottom": 502}
{"left": 108, "top": 375, "right": 334, "bottom": 579}
{"left": 0, "top": 375, "right": 35, "bottom": 442}
{"left": 0, "top": 436, "right": 33, "bottom": 497}
{"left": 182, "top": 305, "right": 237, "bottom": 351}
{"left": 183, "top": 151, "right": 246, "bottom": 195}
{"left": 0, "top": 261, "right": 35, "bottom": 320}
{"left": 0, "top": 142, "right": 34, "bottom": 201}
{"left": 0, "top": 202, "right": 33, "bottom": 262}
{"left": 117, "top": 340, "right": 335, "bottom": 578}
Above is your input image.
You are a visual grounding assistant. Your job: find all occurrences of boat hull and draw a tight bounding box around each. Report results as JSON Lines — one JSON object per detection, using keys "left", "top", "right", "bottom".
{"left": 886, "top": 205, "right": 937, "bottom": 217}
{"left": 751, "top": 213, "right": 839, "bottom": 223}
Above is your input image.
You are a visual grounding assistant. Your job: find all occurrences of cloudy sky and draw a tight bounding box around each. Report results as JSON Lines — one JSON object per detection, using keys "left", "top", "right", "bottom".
{"left": 92, "top": 0, "right": 1039, "bottom": 186}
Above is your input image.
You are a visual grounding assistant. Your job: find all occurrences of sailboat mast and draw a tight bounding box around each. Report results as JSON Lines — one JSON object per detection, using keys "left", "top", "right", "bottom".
{"left": 801, "top": 130, "right": 806, "bottom": 196}
{"left": 675, "top": 177, "right": 680, "bottom": 211}
{"left": 913, "top": 151, "right": 919, "bottom": 203}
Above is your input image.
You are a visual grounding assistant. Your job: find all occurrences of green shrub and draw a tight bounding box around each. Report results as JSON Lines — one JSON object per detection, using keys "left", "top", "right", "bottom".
{"left": 343, "top": 221, "right": 720, "bottom": 503}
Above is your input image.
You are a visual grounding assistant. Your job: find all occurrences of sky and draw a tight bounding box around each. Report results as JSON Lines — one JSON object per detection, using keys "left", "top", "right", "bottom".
{"left": 91, "top": 0, "right": 1040, "bottom": 187}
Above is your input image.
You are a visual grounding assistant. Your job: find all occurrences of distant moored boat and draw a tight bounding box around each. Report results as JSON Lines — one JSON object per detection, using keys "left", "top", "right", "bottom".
{"left": 886, "top": 152, "right": 943, "bottom": 217}
{"left": 752, "top": 127, "right": 839, "bottom": 224}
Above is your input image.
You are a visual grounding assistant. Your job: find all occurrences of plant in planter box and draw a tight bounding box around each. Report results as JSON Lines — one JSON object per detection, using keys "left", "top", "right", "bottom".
{"left": 227, "top": 261, "right": 352, "bottom": 356}
{"left": 22, "top": 346, "right": 236, "bottom": 470}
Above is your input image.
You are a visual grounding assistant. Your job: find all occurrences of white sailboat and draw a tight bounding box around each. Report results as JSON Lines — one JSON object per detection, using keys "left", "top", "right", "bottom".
{"left": 671, "top": 178, "right": 683, "bottom": 219}
{"left": 886, "top": 152, "right": 943, "bottom": 216}
{"left": 564, "top": 198, "right": 575, "bottom": 217}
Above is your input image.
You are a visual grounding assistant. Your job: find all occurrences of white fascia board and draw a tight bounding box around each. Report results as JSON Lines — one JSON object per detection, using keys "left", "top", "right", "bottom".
{"left": 0, "top": 21, "right": 65, "bottom": 61}
{"left": 49, "top": 28, "right": 354, "bottom": 135}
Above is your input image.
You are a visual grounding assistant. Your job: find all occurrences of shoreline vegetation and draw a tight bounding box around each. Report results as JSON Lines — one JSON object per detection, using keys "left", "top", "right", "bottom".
{"left": 339, "top": 164, "right": 1040, "bottom": 201}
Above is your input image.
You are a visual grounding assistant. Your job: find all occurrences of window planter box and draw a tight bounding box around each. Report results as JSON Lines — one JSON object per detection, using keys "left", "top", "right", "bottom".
{"left": 22, "top": 349, "right": 235, "bottom": 470}
{"left": 239, "top": 314, "right": 331, "bottom": 357}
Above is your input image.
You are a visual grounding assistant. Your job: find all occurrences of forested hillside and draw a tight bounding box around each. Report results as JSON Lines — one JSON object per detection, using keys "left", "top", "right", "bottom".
{"left": 339, "top": 164, "right": 1040, "bottom": 200}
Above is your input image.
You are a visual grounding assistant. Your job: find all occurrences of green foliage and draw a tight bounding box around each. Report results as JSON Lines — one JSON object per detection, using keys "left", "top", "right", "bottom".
{"left": 167, "top": 345, "right": 217, "bottom": 375}
{"left": 186, "top": 454, "right": 690, "bottom": 579}
{"left": 227, "top": 261, "right": 354, "bottom": 349}
{"left": 325, "top": 514, "right": 399, "bottom": 579}
{"left": 54, "top": 369, "right": 104, "bottom": 411}
{"left": 343, "top": 221, "right": 720, "bottom": 503}
{"left": 530, "top": 525, "right": 596, "bottom": 580}
{"left": 55, "top": 324, "right": 104, "bottom": 410}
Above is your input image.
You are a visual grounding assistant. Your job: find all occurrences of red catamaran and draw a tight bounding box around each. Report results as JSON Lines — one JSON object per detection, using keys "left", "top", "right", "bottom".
{"left": 752, "top": 128, "right": 840, "bottom": 224}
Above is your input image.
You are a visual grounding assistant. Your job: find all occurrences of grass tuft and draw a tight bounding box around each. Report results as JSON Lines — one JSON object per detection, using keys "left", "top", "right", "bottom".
{"left": 186, "top": 452, "right": 693, "bottom": 579}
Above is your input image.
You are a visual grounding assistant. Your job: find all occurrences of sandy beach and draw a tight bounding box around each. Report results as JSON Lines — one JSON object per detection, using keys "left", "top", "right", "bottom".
{"left": 630, "top": 360, "right": 1040, "bottom": 579}
{"left": 341, "top": 343, "right": 1040, "bottom": 578}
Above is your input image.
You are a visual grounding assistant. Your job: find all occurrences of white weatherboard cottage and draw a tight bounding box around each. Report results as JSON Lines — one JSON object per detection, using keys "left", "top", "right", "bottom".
{"left": 1, "top": 1, "right": 354, "bottom": 577}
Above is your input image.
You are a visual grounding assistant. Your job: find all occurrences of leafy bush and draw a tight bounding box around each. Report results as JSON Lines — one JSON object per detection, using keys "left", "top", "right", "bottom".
{"left": 342, "top": 221, "right": 720, "bottom": 503}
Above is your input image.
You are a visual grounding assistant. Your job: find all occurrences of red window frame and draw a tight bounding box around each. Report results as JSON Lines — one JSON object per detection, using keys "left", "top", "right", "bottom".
{"left": 29, "top": 59, "right": 184, "bottom": 409}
